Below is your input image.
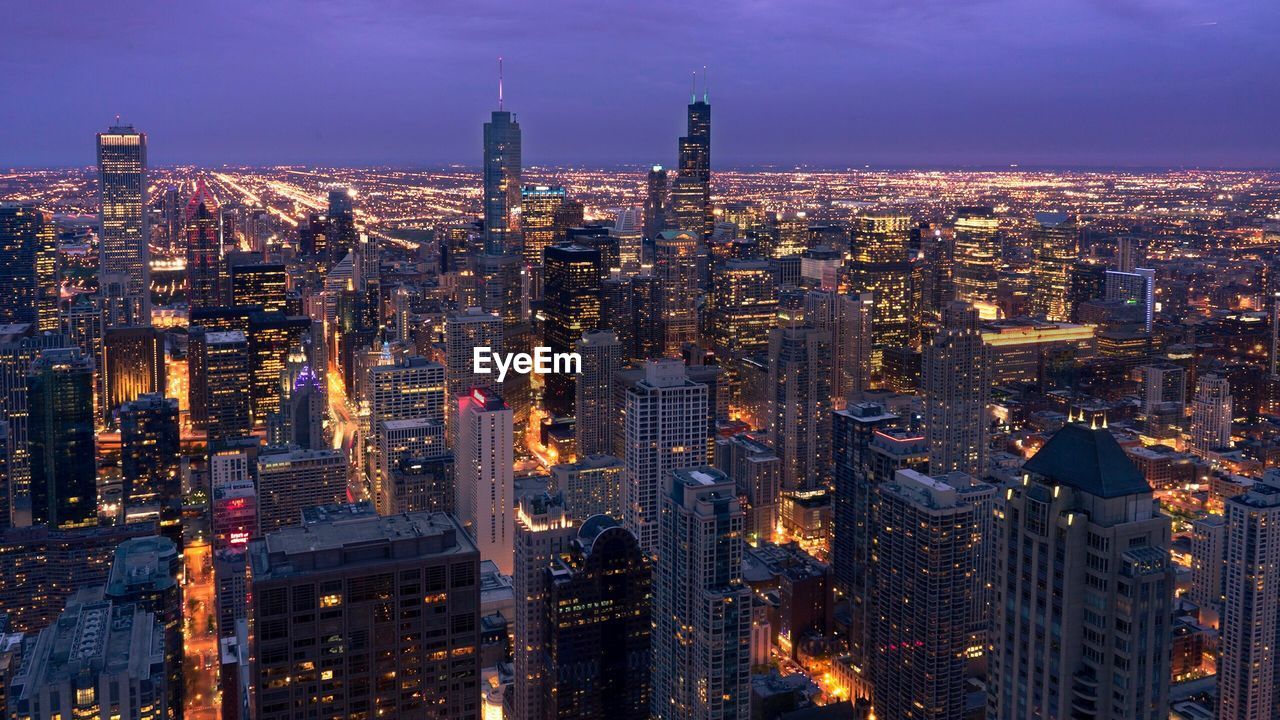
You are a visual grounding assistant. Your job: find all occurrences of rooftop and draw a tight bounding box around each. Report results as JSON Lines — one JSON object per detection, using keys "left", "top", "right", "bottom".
{"left": 1023, "top": 423, "right": 1151, "bottom": 499}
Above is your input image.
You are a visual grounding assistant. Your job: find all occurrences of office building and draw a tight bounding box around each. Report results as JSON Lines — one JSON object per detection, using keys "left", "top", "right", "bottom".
{"left": 385, "top": 454, "right": 455, "bottom": 516}
{"left": 118, "top": 394, "right": 180, "bottom": 528}
{"left": 847, "top": 213, "right": 913, "bottom": 355}
{"left": 102, "top": 325, "right": 165, "bottom": 417}
{"left": 670, "top": 91, "right": 712, "bottom": 238}
{"left": 804, "top": 290, "right": 873, "bottom": 407}
{"left": 0, "top": 326, "right": 71, "bottom": 521}
{"left": 445, "top": 307, "right": 503, "bottom": 442}
{"left": 652, "top": 467, "right": 750, "bottom": 720}
{"left": 28, "top": 348, "right": 96, "bottom": 528}
{"left": 229, "top": 262, "right": 288, "bottom": 312}
{"left": 280, "top": 363, "right": 326, "bottom": 450}
{"left": 456, "top": 389, "right": 515, "bottom": 574}
{"left": 575, "top": 330, "right": 622, "bottom": 457}
{"left": 7, "top": 593, "right": 169, "bottom": 720}
{"left": 654, "top": 230, "right": 700, "bottom": 355}
{"left": 186, "top": 178, "right": 223, "bottom": 311}
{"left": 105, "top": 535, "right": 183, "bottom": 716}
{"left": 543, "top": 244, "right": 602, "bottom": 418}
{"left": 190, "top": 329, "right": 251, "bottom": 443}
{"left": 549, "top": 453, "right": 624, "bottom": 521}
{"left": 248, "top": 510, "right": 481, "bottom": 720}
{"left": 246, "top": 312, "right": 311, "bottom": 428}
{"left": 521, "top": 184, "right": 568, "bottom": 268}
{"left": 622, "top": 359, "right": 709, "bottom": 554}
{"left": 1217, "top": 471, "right": 1280, "bottom": 720}
{"left": 0, "top": 202, "right": 59, "bottom": 332}
{"left": 373, "top": 418, "right": 445, "bottom": 514}
{"left": 1104, "top": 267, "right": 1156, "bottom": 332}
{"left": 1189, "top": 515, "right": 1225, "bottom": 611}
{"left": 513, "top": 493, "right": 578, "bottom": 720}
{"left": 768, "top": 325, "right": 832, "bottom": 490}
{"left": 988, "top": 424, "right": 1173, "bottom": 720}
{"left": 255, "top": 447, "right": 349, "bottom": 534}
{"left": 922, "top": 302, "right": 991, "bottom": 477}
{"left": 211, "top": 476, "right": 258, "bottom": 550}
{"left": 325, "top": 188, "right": 358, "bottom": 264}
{"left": 714, "top": 432, "right": 781, "bottom": 542}
{"left": 870, "top": 469, "right": 993, "bottom": 720}
{"left": 1031, "top": 212, "right": 1078, "bottom": 322}
{"left": 1189, "top": 373, "right": 1233, "bottom": 457}
{"left": 97, "top": 124, "right": 150, "bottom": 326}
{"left": 704, "top": 259, "right": 776, "bottom": 358}
{"left": 545, "top": 515, "right": 652, "bottom": 720}
{"left": 952, "top": 207, "right": 1000, "bottom": 314}
{"left": 644, "top": 164, "right": 669, "bottom": 239}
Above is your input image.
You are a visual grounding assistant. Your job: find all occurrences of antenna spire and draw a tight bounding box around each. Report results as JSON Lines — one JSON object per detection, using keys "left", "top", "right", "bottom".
{"left": 498, "top": 56, "right": 504, "bottom": 111}
{"left": 690, "top": 71, "right": 697, "bottom": 104}
{"left": 702, "top": 65, "right": 709, "bottom": 103}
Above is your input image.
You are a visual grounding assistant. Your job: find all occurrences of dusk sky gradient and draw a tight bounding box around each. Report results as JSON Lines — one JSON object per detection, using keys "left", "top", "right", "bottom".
{"left": 2, "top": 0, "right": 1278, "bottom": 168}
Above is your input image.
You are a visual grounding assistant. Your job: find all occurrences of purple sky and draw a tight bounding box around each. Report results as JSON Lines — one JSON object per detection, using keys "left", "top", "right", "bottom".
{"left": 3, "top": 0, "right": 1277, "bottom": 168}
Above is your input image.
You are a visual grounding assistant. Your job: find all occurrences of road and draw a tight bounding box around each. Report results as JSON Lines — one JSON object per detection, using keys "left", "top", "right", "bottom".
{"left": 183, "top": 542, "right": 220, "bottom": 720}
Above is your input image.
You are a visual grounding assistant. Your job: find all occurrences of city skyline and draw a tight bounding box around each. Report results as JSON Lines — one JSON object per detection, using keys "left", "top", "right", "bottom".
{"left": 4, "top": 1, "right": 1279, "bottom": 168}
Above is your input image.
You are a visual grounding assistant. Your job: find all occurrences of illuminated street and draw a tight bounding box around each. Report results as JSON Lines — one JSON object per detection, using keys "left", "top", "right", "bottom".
{"left": 183, "top": 542, "right": 220, "bottom": 720}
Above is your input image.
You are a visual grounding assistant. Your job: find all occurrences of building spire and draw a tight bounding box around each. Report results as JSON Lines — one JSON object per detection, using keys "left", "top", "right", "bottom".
{"left": 690, "top": 71, "right": 697, "bottom": 104}
{"left": 498, "top": 56, "right": 504, "bottom": 111}
{"left": 702, "top": 65, "right": 709, "bottom": 103}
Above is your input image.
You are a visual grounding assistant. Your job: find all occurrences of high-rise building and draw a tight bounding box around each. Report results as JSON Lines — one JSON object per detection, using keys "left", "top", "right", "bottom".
{"left": 119, "top": 394, "right": 181, "bottom": 530}
{"left": 549, "top": 454, "right": 624, "bottom": 521}
{"left": 1104, "top": 267, "right": 1156, "bottom": 332}
{"left": 847, "top": 213, "right": 913, "bottom": 355}
{"left": 456, "top": 389, "right": 514, "bottom": 574}
{"left": 248, "top": 510, "right": 481, "bottom": 720}
{"left": 1189, "top": 373, "right": 1232, "bottom": 458}
{"left": 654, "top": 230, "right": 700, "bottom": 355}
{"left": 805, "top": 290, "right": 873, "bottom": 405}
{"left": 1217, "top": 470, "right": 1280, "bottom": 720}
{"left": 211, "top": 474, "right": 258, "bottom": 550}
{"left": 921, "top": 302, "right": 991, "bottom": 477}
{"left": 386, "top": 454, "right": 456, "bottom": 516}
{"left": 1188, "top": 515, "right": 1225, "bottom": 612}
{"left": 768, "top": 325, "right": 832, "bottom": 490}
{"left": 543, "top": 244, "right": 602, "bottom": 418}
{"left": 0, "top": 421, "right": 9, "bottom": 531}
{"left": 622, "top": 359, "right": 709, "bottom": 554}
{"left": 255, "top": 447, "right": 349, "bottom": 534}
{"left": 368, "top": 355, "right": 446, "bottom": 425}
{"left": 97, "top": 124, "right": 150, "bottom": 326}
{"left": 186, "top": 178, "right": 223, "bottom": 311}
{"left": 229, "top": 262, "right": 288, "bottom": 312}
{"left": 652, "top": 466, "right": 750, "bottom": 720}
{"left": 644, "top": 165, "right": 669, "bottom": 239}
{"left": 628, "top": 274, "right": 664, "bottom": 362}
{"left": 484, "top": 107, "right": 522, "bottom": 255}
{"left": 445, "top": 308, "right": 504, "bottom": 444}
{"left": 190, "top": 329, "right": 251, "bottom": 444}
{"left": 280, "top": 363, "right": 326, "bottom": 450}
{"left": 246, "top": 311, "right": 311, "bottom": 429}
{"left": 513, "top": 492, "right": 578, "bottom": 720}
{"left": 988, "top": 424, "right": 1173, "bottom": 720}
{"left": 713, "top": 432, "right": 781, "bottom": 542}
{"left": 952, "top": 207, "right": 1001, "bottom": 315}
{"left": 545, "top": 515, "right": 652, "bottom": 720}
{"left": 0, "top": 326, "right": 70, "bottom": 520}
{"left": 8, "top": 593, "right": 170, "bottom": 720}
{"left": 1030, "top": 212, "right": 1078, "bottom": 322}
{"left": 0, "top": 202, "right": 59, "bottom": 332}
{"left": 28, "top": 348, "right": 96, "bottom": 529}
{"left": 521, "top": 184, "right": 568, "bottom": 268}
{"left": 102, "top": 325, "right": 165, "bottom": 417}
{"left": 326, "top": 188, "right": 358, "bottom": 264}
{"left": 670, "top": 91, "right": 712, "bottom": 238}
{"left": 373, "top": 418, "right": 445, "bottom": 514}
{"left": 704, "top": 258, "right": 776, "bottom": 358}
{"left": 575, "top": 330, "right": 622, "bottom": 457}
{"left": 870, "top": 469, "right": 993, "bottom": 720}
{"left": 104, "top": 535, "right": 184, "bottom": 716}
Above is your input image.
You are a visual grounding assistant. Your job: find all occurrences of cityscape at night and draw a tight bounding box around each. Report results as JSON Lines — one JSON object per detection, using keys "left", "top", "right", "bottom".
{"left": 2, "top": 2, "right": 1280, "bottom": 720}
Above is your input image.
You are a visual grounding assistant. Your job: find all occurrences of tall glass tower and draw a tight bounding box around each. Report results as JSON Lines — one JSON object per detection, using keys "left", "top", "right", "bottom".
{"left": 96, "top": 123, "right": 150, "bottom": 326}
{"left": 483, "top": 109, "right": 522, "bottom": 255}
{"left": 671, "top": 90, "right": 712, "bottom": 238}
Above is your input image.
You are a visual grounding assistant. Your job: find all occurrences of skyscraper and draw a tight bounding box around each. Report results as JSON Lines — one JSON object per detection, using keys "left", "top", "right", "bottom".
{"left": 521, "top": 184, "right": 568, "bottom": 268}
{"left": 654, "top": 230, "right": 699, "bottom": 355}
{"left": 952, "top": 207, "right": 1000, "bottom": 315}
{"left": 549, "top": 454, "right": 624, "bottom": 520}
{"left": 513, "top": 492, "right": 577, "bottom": 720}
{"left": 102, "top": 325, "right": 165, "bottom": 418}
{"left": 1030, "top": 212, "right": 1078, "bottom": 322}
{"left": 622, "top": 359, "right": 709, "bottom": 554}
{"left": 483, "top": 103, "right": 522, "bottom": 255}
{"left": 326, "top": 188, "right": 358, "bottom": 264}
{"left": 644, "top": 165, "right": 669, "bottom": 239}
{"left": 1104, "top": 267, "right": 1156, "bottom": 332}
{"left": 543, "top": 244, "right": 602, "bottom": 418}
{"left": 190, "top": 329, "right": 251, "bottom": 444}
{"left": 104, "top": 535, "right": 184, "bottom": 716}
{"left": 119, "top": 393, "right": 181, "bottom": 530}
{"left": 988, "top": 424, "right": 1173, "bottom": 720}
{"left": 704, "top": 258, "right": 776, "bottom": 358}
{"left": 27, "top": 348, "right": 96, "bottom": 529}
{"left": 847, "top": 213, "right": 913, "bottom": 356}
{"left": 1217, "top": 469, "right": 1280, "bottom": 720}
{"left": 185, "top": 178, "right": 223, "bottom": 311}
{"left": 0, "top": 202, "right": 59, "bottom": 332}
{"left": 97, "top": 123, "right": 150, "bottom": 326}
{"left": 248, "top": 510, "right": 481, "bottom": 720}
{"left": 229, "top": 262, "right": 289, "bottom": 312}
{"left": 445, "top": 307, "right": 503, "bottom": 443}
{"left": 870, "top": 469, "right": 993, "bottom": 720}
{"left": 652, "top": 466, "right": 750, "bottom": 720}
{"left": 768, "top": 325, "right": 832, "bottom": 490}
{"left": 575, "top": 330, "right": 622, "bottom": 457}
{"left": 545, "top": 515, "right": 652, "bottom": 720}
{"left": 456, "top": 389, "right": 514, "bottom": 574}
{"left": 255, "top": 447, "right": 349, "bottom": 534}
{"left": 921, "top": 302, "right": 991, "bottom": 477}
{"left": 670, "top": 88, "right": 712, "bottom": 238}
{"left": 713, "top": 432, "right": 781, "bottom": 542}
{"left": 1189, "top": 373, "right": 1233, "bottom": 457}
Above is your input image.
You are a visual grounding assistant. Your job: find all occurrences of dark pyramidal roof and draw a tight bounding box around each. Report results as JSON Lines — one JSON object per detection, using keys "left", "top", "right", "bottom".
{"left": 1023, "top": 423, "right": 1151, "bottom": 499}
